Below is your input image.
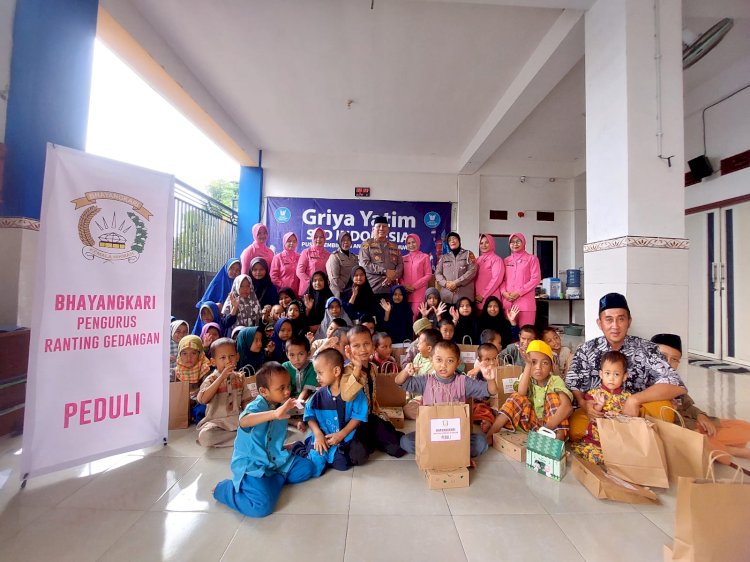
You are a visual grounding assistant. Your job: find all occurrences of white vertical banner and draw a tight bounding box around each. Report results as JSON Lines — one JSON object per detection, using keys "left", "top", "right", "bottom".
{"left": 22, "top": 145, "right": 174, "bottom": 479}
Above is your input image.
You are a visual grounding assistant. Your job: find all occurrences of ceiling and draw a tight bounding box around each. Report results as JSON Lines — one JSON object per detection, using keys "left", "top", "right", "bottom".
{"left": 102, "top": 0, "right": 750, "bottom": 178}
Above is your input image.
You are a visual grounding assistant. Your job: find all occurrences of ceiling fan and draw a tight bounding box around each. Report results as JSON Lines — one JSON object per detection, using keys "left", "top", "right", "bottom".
{"left": 683, "top": 18, "right": 734, "bottom": 70}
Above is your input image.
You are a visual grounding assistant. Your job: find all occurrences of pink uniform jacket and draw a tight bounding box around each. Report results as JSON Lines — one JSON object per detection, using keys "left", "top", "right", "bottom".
{"left": 400, "top": 233, "right": 433, "bottom": 306}
{"left": 270, "top": 232, "right": 300, "bottom": 295}
{"left": 296, "top": 228, "right": 331, "bottom": 290}
{"left": 474, "top": 233, "right": 505, "bottom": 304}
{"left": 240, "top": 223, "right": 275, "bottom": 275}
{"left": 500, "top": 232, "right": 541, "bottom": 312}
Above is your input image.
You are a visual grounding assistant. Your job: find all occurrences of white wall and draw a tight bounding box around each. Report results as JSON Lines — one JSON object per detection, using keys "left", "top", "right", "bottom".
{"left": 0, "top": 0, "right": 16, "bottom": 141}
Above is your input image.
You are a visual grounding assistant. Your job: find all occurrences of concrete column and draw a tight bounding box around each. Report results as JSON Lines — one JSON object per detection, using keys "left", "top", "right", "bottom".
{"left": 235, "top": 164, "right": 263, "bottom": 257}
{"left": 583, "top": 0, "right": 688, "bottom": 347}
{"left": 457, "top": 173, "right": 480, "bottom": 255}
{"left": 0, "top": 0, "right": 99, "bottom": 326}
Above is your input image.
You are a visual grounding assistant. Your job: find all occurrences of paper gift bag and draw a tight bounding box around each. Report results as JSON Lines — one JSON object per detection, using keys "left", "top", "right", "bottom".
{"left": 493, "top": 363, "right": 523, "bottom": 404}
{"left": 597, "top": 416, "right": 669, "bottom": 488}
{"left": 647, "top": 407, "right": 710, "bottom": 481}
{"left": 415, "top": 403, "right": 470, "bottom": 470}
{"left": 570, "top": 454, "right": 659, "bottom": 505}
{"left": 168, "top": 381, "right": 190, "bottom": 429}
{"left": 669, "top": 459, "right": 750, "bottom": 562}
{"left": 375, "top": 372, "right": 406, "bottom": 408}
{"left": 457, "top": 343, "right": 478, "bottom": 371}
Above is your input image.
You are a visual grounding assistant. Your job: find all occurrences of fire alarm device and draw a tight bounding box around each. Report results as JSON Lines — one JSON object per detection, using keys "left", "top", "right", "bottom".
{"left": 355, "top": 187, "right": 371, "bottom": 197}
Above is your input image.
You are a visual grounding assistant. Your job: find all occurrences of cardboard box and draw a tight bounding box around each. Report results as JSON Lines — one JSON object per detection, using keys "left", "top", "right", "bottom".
{"left": 415, "top": 403, "right": 471, "bottom": 470}
{"left": 492, "top": 431, "right": 527, "bottom": 463}
{"left": 424, "top": 467, "right": 469, "bottom": 490}
{"left": 526, "top": 427, "right": 566, "bottom": 481}
{"left": 570, "top": 454, "right": 659, "bottom": 505}
{"left": 380, "top": 406, "right": 405, "bottom": 429}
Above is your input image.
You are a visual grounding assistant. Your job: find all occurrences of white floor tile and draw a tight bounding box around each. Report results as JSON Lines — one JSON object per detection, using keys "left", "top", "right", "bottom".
{"left": 222, "top": 514, "right": 347, "bottom": 562}
{"left": 276, "top": 466, "right": 353, "bottom": 514}
{"left": 151, "top": 457, "right": 234, "bottom": 512}
{"left": 443, "top": 461, "right": 546, "bottom": 515}
{"left": 553, "top": 512, "right": 672, "bottom": 562}
{"left": 345, "top": 515, "right": 466, "bottom": 562}
{"left": 100, "top": 510, "right": 243, "bottom": 562}
{"left": 349, "top": 460, "right": 450, "bottom": 515}
{"left": 59, "top": 456, "right": 198, "bottom": 510}
{"left": 1, "top": 507, "right": 143, "bottom": 561}
{"left": 454, "top": 514, "right": 584, "bottom": 562}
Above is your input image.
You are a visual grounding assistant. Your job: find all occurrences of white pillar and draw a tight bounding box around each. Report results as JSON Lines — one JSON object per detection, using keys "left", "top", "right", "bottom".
{"left": 457, "top": 173, "right": 481, "bottom": 255}
{"left": 584, "top": 0, "right": 688, "bottom": 348}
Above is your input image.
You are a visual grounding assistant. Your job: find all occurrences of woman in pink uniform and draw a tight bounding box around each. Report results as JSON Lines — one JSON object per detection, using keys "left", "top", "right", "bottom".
{"left": 400, "top": 233, "right": 433, "bottom": 319}
{"left": 270, "top": 232, "right": 300, "bottom": 295}
{"left": 474, "top": 233, "right": 504, "bottom": 310}
{"left": 240, "top": 223, "right": 275, "bottom": 275}
{"left": 296, "top": 228, "right": 331, "bottom": 291}
{"left": 500, "top": 232, "right": 541, "bottom": 326}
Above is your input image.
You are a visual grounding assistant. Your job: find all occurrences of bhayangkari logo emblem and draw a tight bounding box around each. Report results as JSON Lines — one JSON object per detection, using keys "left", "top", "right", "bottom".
{"left": 71, "top": 191, "right": 153, "bottom": 263}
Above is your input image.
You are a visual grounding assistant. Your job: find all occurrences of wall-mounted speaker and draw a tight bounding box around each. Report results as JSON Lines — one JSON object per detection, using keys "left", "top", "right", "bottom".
{"left": 687, "top": 155, "right": 714, "bottom": 181}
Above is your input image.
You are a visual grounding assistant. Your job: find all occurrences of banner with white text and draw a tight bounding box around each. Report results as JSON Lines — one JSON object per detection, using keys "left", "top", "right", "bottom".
{"left": 22, "top": 145, "right": 174, "bottom": 479}
{"left": 265, "top": 197, "right": 452, "bottom": 268}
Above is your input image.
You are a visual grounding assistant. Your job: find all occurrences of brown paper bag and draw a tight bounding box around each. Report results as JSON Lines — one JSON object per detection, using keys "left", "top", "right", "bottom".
{"left": 415, "top": 403, "right": 470, "bottom": 470}
{"left": 493, "top": 363, "right": 523, "bottom": 404}
{"left": 669, "top": 459, "right": 750, "bottom": 562}
{"left": 647, "top": 407, "right": 710, "bottom": 481}
{"left": 570, "top": 454, "right": 659, "bottom": 505}
{"left": 457, "top": 343, "right": 478, "bottom": 372}
{"left": 597, "top": 416, "right": 669, "bottom": 488}
{"left": 375, "top": 372, "right": 406, "bottom": 407}
{"left": 168, "top": 381, "right": 190, "bottom": 429}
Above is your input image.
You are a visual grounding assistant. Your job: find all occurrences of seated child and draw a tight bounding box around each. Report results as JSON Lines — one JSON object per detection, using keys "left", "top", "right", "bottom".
{"left": 170, "top": 320, "right": 189, "bottom": 372}
{"left": 541, "top": 327, "right": 572, "bottom": 376}
{"left": 311, "top": 317, "right": 348, "bottom": 354}
{"left": 236, "top": 326, "right": 273, "bottom": 374}
{"left": 213, "top": 362, "right": 318, "bottom": 517}
{"left": 297, "top": 348, "right": 369, "bottom": 475}
{"left": 222, "top": 274, "right": 262, "bottom": 331}
{"left": 315, "top": 297, "right": 352, "bottom": 339}
{"left": 487, "top": 340, "right": 574, "bottom": 444}
{"left": 340, "top": 325, "right": 407, "bottom": 459}
{"left": 357, "top": 314, "right": 376, "bottom": 334}
{"left": 196, "top": 338, "right": 254, "bottom": 447}
{"left": 402, "top": 328, "right": 443, "bottom": 419}
{"left": 231, "top": 325, "right": 245, "bottom": 340}
{"left": 652, "top": 334, "right": 750, "bottom": 462}
{"left": 175, "top": 335, "right": 211, "bottom": 395}
{"left": 282, "top": 336, "right": 318, "bottom": 402}
{"left": 372, "top": 332, "right": 398, "bottom": 372}
{"left": 402, "top": 317, "right": 433, "bottom": 365}
{"left": 438, "top": 318, "right": 455, "bottom": 343}
{"left": 418, "top": 287, "right": 447, "bottom": 328}
{"left": 467, "top": 343, "right": 501, "bottom": 433}
{"left": 194, "top": 301, "right": 229, "bottom": 338}
{"left": 200, "top": 322, "right": 221, "bottom": 359}
{"left": 380, "top": 285, "right": 413, "bottom": 344}
{"left": 571, "top": 350, "right": 631, "bottom": 463}
{"left": 269, "top": 318, "right": 293, "bottom": 363}
{"left": 396, "top": 340, "right": 498, "bottom": 458}
{"left": 270, "top": 304, "right": 285, "bottom": 322}
{"left": 500, "top": 324, "right": 537, "bottom": 366}
{"left": 480, "top": 329, "right": 503, "bottom": 353}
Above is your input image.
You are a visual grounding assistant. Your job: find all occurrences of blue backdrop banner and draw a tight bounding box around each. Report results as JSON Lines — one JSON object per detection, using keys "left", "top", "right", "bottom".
{"left": 265, "top": 197, "right": 452, "bottom": 268}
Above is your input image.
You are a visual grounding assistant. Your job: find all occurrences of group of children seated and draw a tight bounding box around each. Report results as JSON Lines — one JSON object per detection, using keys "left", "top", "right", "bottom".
{"left": 167, "top": 279, "right": 749, "bottom": 519}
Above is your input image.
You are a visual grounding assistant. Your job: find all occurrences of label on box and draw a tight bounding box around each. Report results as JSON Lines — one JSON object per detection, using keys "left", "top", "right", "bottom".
{"left": 501, "top": 378, "right": 516, "bottom": 394}
{"left": 430, "top": 418, "right": 461, "bottom": 442}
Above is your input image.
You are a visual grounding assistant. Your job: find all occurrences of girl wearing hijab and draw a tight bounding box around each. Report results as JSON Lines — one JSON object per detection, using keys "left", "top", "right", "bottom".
{"left": 194, "top": 301, "right": 229, "bottom": 337}
{"left": 303, "top": 270, "right": 334, "bottom": 333}
{"left": 326, "top": 231, "right": 359, "bottom": 298}
{"left": 451, "top": 296, "right": 480, "bottom": 344}
{"left": 341, "top": 265, "right": 377, "bottom": 324}
{"left": 269, "top": 318, "right": 294, "bottom": 363}
{"left": 200, "top": 322, "right": 222, "bottom": 358}
{"left": 479, "top": 296, "right": 512, "bottom": 347}
{"left": 236, "top": 326, "right": 268, "bottom": 374}
{"left": 315, "top": 296, "right": 352, "bottom": 339}
{"left": 170, "top": 320, "right": 189, "bottom": 370}
{"left": 175, "top": 335, "right": 211, "bottom": 392}
{"left": 240, "top": 223, "right": 275, "bottom": 275}
{"left": 270, "top": 232, "right": 301, "bottom": 295}
{"left": 435, "top": 231, "right": 477, "bottom": 306}
{"left": 400, "top": 233, "right": 433, "bottom": 319}
{"left": 192, "top": 258, "right": 240, "bottom": 335}
{"left": 249, "top": 257, "right": 279, "bottom": 308}
{"left": 500, "top": 232, "right": 541, "bottom": 326}
{"left": 222, "top": 274, "right": 262, "bottom": 331}
{"left": 380, "top": 285, "right": 413, "bottom": 343}
{"left": 474, "top": 233, "right": 505, "bottom": 308}
{"left": 296, "top": 227, "right": 331, "bottom": 291}
{"left": 286, "top": 299, "right": 309, "bottom": 337}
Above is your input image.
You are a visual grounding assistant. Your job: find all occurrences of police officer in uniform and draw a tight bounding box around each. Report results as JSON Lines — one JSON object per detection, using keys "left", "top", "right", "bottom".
{"left": 359, "top": 216, "right": 404, "bottom": 298}
{"left": 435, "top": 231, "right": 477, "bottom": 305}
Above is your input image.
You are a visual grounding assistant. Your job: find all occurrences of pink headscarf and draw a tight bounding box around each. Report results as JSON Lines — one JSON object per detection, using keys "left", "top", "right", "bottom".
{"left": 508, "top": 232, "right": 528, "bottom": 254}
{"left": 251, "top": 223, "right": 269, "bottom": 249}
{"left": 281, "top": 232, "right": 298, "bottom": 256}
{"left": 406, "top": 233, "right": 421, "bottom": 251}
{"left": 476, "top": 233, "right": 496, "bottom": 264}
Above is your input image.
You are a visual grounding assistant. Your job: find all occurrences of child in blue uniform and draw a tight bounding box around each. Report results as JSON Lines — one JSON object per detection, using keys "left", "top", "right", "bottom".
{"left": 213, "top": 362, "right": 318, "bottom": 518}
{"left": 299, "top": 348, "right": 369, "bottom": 476}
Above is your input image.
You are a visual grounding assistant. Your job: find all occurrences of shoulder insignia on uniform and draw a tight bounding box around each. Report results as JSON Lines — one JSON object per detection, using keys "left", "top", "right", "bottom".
{"left": 468, "top": 252, "right": 476, "bottom": 264}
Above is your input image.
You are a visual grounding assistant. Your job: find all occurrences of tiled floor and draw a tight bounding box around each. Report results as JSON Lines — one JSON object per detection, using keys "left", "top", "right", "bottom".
{"left": 0, "top": 363, "right": 748, "bottom": 562}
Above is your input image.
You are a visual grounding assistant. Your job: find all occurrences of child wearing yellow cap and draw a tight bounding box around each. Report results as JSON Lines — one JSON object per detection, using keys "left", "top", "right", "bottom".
{"left": 485, "top": 339, "right": 573, "bottom": 443}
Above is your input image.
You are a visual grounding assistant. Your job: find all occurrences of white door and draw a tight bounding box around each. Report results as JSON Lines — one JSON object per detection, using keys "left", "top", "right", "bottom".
{"left": 687, "top": 210, "right": 722, "bottom": 359}
{"left": 687, "top": 201, "right": 750, "bottom": 366}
